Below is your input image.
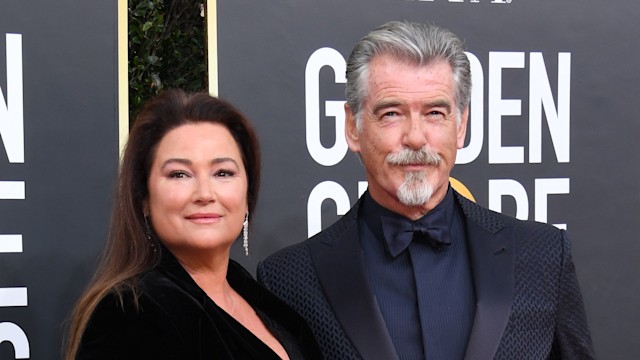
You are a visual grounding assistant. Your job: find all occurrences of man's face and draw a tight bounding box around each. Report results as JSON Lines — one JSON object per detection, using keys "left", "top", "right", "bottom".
{"left": 345, "top": 55, "right": 468, "bottom": 219}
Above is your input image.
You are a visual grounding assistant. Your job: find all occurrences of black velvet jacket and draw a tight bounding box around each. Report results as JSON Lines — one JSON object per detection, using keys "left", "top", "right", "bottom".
{"left": 77, "top": 251, "right": 322, "bottom": 360}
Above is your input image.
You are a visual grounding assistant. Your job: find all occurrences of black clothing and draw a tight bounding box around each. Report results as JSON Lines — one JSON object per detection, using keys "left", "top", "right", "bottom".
{"left": 77, "top": 251, "right": 322, "bottom": 360}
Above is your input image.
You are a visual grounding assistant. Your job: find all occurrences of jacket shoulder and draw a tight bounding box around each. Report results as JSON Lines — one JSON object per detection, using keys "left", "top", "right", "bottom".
{"left": 455, "top": 192, "right": 564, "bottom": 243}
{"left": 261, "top": 198, "right": 360, "bottom": 266}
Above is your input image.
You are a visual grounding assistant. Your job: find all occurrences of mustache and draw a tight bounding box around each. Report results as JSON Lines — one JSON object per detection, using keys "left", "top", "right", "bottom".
{"left": 386, "top": 147, "right": 442, "bottom": 166}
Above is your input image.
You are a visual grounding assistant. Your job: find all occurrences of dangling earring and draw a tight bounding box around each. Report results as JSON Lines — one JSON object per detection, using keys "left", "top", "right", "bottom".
{"left": 144, "top": 214, "right": 157, "bottom": 253}
{"left": 243, "top": 212, "right": 249, "bottom": 256}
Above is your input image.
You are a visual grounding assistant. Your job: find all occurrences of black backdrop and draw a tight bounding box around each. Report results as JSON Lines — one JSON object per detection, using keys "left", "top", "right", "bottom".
{"left": 1, "top": 0, "right": 639, "bottom": 358}
{"left": 0, "top": 0, "right": 119, "bottom": 358}
{"left": 216, "top": 1, "right": 640, "bottom": 358}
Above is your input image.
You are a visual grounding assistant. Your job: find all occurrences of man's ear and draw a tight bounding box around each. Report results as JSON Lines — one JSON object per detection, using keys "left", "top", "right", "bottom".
{"left": 345, "top": 103, "right": 361, "bottom": 153}
{"left": 457, "top": 105, "right": 469, "bottom": 149}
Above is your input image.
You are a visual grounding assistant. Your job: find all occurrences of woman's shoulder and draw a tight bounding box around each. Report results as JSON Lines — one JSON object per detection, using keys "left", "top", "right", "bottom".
{"left": 77, "top": 273, "right": 193, "bottom": 359}
{"left": 89, "top": 274, "right": 177, "bottom": 328}
{"left": 87, "top": 266, "right": 206, "bottom": 332}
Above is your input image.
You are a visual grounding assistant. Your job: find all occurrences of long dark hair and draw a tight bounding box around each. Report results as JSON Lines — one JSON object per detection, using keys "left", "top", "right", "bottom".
{"left": 64, "top": 89, "right": 261, "bottom": 360}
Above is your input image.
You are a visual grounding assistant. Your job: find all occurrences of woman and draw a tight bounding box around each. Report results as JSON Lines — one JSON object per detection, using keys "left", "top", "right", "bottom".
{"left": 64, "top": 90, "right": 321, "bottom": 360}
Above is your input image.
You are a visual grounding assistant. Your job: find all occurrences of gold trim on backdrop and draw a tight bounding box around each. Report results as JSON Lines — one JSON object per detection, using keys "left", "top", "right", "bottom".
{"left": 450, "top": 177, "right": 475, "bottom": 202}
{"left": 117, "top": 0, "right": 129, "bottom": 156}
{"left": 207, "top": 0, "right": 218, "bottom": 96}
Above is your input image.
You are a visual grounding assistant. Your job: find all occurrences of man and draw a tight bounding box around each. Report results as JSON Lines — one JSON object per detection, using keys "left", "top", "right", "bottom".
{"left": 258, "top": 21, "right": 595, "bottom": 360}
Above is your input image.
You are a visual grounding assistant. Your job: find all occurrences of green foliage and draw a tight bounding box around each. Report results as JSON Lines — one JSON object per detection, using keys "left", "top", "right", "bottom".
{"left": 128, "top": 0, "right": 206, "bottom": 122}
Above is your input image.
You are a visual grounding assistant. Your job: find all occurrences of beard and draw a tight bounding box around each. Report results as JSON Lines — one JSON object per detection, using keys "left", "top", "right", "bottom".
{"left": 397, "top": 172, "right": 433, "bottom": 207}
{"left": 386, "top": 147, "right": 443, "bottom": 207}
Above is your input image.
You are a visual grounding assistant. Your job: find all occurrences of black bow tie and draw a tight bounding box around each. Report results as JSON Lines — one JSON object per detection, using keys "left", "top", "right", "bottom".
{"left": 381, "top": 207, "right": 451, "bottom": 257}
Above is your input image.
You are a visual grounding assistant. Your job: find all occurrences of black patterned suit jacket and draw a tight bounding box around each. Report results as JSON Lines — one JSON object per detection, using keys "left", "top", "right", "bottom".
{"left": 257, "top": 191, "right": 596, "bottom": 360}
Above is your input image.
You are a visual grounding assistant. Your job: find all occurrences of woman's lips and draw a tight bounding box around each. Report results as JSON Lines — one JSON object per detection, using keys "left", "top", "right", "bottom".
{"left": 186, "top": 213, "right": 221, "bottom": 224}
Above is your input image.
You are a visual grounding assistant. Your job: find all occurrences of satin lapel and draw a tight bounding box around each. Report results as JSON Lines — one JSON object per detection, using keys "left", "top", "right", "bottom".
{"left": 457, "top": 195, "right": 515, "bottom": 360}
{"left": 308, "top": 210, "right": 399, "bottom": 360}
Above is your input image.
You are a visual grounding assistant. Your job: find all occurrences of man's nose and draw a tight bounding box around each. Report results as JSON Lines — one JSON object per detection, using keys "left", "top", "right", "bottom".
{"left": 402, "top": 115, "right": 428, "bottom": 150}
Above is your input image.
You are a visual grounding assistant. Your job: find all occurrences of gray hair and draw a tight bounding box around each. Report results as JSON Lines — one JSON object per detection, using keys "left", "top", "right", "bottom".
{"left": 345, "top": 21, "right": 471, "bottom": 128}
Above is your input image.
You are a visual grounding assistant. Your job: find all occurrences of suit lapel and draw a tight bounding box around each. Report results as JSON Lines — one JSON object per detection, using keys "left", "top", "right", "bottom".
{"left": 308, "top": 203, "right": 399, "bottom": 360}
{"left": 307, "top": 193, "right": 514, "bottom": 360}
{"left": 456, "top": 194, "right": 515, "bottom": 360}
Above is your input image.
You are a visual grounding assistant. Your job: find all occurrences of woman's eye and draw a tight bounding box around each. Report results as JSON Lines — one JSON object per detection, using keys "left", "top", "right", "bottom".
{"left": 215, "top": 170, "right": 235, "bottom": 178}
{"left": 169, "top": 171, "right": 189, "bottom": 179}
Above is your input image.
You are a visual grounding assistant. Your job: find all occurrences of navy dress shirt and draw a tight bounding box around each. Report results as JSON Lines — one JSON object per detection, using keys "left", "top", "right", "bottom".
{"left": 359, "top": 187, "right": 476, "bottom": 360}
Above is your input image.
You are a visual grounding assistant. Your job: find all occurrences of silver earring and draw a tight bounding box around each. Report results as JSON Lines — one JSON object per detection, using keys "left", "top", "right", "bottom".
{"left": 243, "top": 212, "right": 249, "bottom": 256}
{"left": 144, "top": 214, "right": 157, "bottom": 253}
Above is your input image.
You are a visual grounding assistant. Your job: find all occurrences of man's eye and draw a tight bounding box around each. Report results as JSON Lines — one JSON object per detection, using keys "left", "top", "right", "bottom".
{"left": 426, "top": 111, "right": 447, "bottom": 121}
{"left": 381, "top": 111, "right": 400, "bottom": 119}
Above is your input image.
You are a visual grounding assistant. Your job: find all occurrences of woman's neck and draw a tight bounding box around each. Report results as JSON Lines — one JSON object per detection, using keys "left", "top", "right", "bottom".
{"left": 174, "top": 249, "right": 233, "bottom": 307}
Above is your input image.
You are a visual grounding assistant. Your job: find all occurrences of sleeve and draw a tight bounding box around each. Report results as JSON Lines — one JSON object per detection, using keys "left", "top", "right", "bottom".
{"left": 256, "top": 261, "right": 272, "bottom": 291}
{"left": 553, "top": 230, "right": 597, "bottom": 359}
{"left": 76, "top": 292, "right": 187, "bottom": 360}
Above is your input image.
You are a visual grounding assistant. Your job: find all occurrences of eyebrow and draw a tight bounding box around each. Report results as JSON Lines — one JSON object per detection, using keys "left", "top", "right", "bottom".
{"left": 371, "top": 100, "right": 404, "bottom": 115}
{"left": 160, "top": 157, "right": 239, "bottom": 170}
{"left": 425, "top": 99, "right": 452, "bottom": 113}
{"left": 371, "top": 98, "right": 453, "bottom": 115}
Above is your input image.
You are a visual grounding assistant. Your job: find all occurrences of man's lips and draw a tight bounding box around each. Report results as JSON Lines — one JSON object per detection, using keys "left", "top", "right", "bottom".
{"left": 401, "top": 163, "right": 430, "bottom": 170}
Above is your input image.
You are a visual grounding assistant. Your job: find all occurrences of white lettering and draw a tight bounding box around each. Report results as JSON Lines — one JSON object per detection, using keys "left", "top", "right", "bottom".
{"left": 488, "top": 179, "right": 528, "bottom": 220}
{"left": 0, "top": 235, "right": 22, "bottom": 253}
{"left": 358, "top": 181, "right": 368, "bottom": 198}
{"left": 0, "top": 182, "right": 25, "bottom": 254}
{"left": 303, "top": 47, "right": 571, "bottom": 231}
{"left": 0, "top": 288, "right": 28, "bottom": 307}
{"left": 0, "top": 33, "right": 24, "bottom": 163}
{"left": 0, "top": 36, "right": 28, "bottom": 358}
{"left": 305, "top": 47, "right": 347, "bottom": 166}
{"left": 0, "top": 322, "right": 30, "bottom": 359}
{"left": 457, "top": 52, "right": 484, "bottom": 164}
{"left": 488, "top": 52, "right": 525, "bottom": 164}
{"left": 489, "top": 178, "right": 569, "bottom": 228}
{"left": 535, "top": 178, "right": 569, "bottom": 229}
{"left": 307, "top": 181, "right": 350, "bottom": 237}
{"left": 0, "top": 35, "right": 29, "bottom": 359}
{"left": 0, "top": 181, "right": 25, "bottom": 199}
{"left": 529, "top": 52, "right": 571, "bottom": 163}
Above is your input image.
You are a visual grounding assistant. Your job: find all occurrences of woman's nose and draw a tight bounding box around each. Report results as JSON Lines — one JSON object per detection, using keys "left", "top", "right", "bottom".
{"left": 194, "top": 177, "right": 215, "bottom": 203}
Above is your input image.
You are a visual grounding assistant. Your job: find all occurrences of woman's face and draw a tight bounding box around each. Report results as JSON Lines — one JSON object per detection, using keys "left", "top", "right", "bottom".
{"left": 146, "top": 122, "right": 248, "bottom": 260}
